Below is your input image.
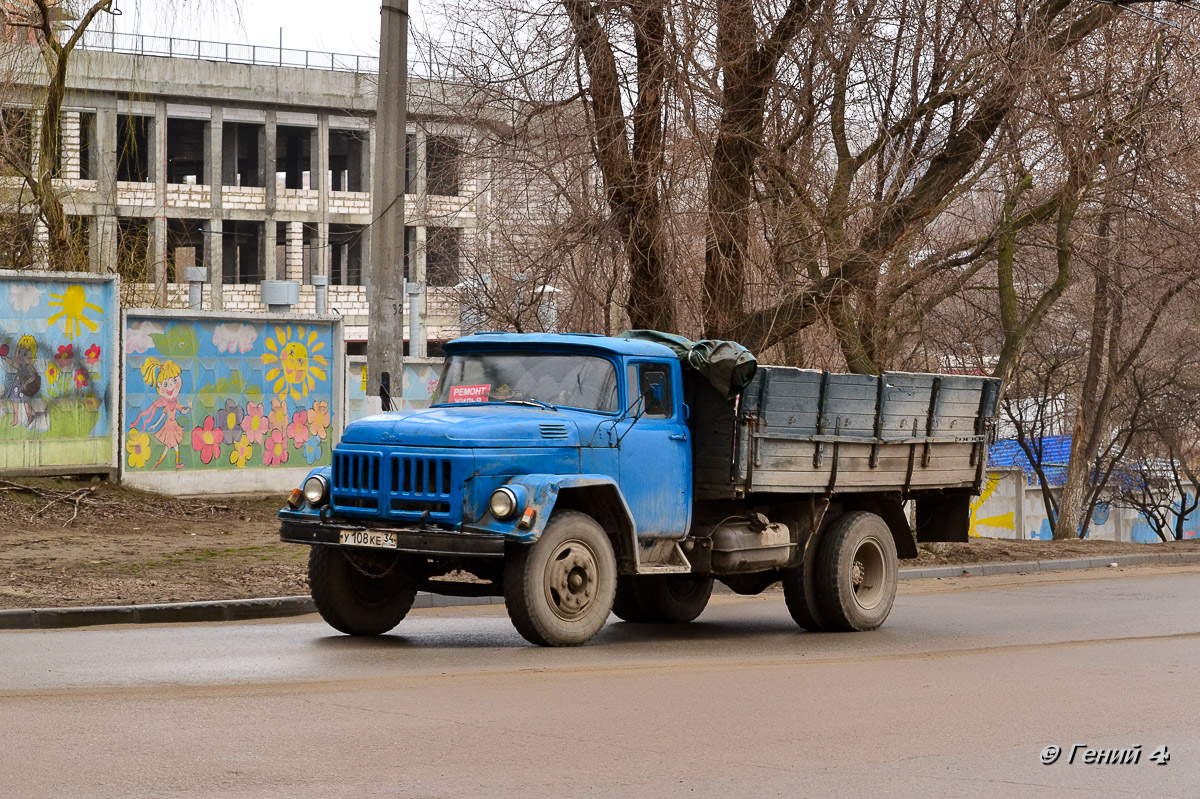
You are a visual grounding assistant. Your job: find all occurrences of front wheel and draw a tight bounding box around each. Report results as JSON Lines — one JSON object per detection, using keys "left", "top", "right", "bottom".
{"left": 308, "top": 545, "right": 417, "bottom": 636}
{"left": 812, "top": 511, "right": 898, "bottom": 631}
{"left": 504, "top": 511, "right": 617, "bottom": 646}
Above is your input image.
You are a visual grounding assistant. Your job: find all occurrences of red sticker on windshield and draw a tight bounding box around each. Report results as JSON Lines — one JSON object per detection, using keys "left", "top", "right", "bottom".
{"left": 449, "top": 384, "right": 490, "bottom": 403}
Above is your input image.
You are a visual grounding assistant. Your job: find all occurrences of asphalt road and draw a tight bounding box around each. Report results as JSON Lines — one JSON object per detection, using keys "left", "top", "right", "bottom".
{"left": 1, "top": 569, "right": 1197, "bottom": 799}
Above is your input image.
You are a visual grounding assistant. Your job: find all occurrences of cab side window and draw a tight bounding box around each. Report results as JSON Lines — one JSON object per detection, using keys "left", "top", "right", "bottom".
{"left": 633, "top": 363, "right": 673, "bottom": 419}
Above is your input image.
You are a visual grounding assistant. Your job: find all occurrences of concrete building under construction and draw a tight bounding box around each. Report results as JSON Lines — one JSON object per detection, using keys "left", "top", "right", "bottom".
{"left": 1, "top": 34, "right": 482, "bottom": 350}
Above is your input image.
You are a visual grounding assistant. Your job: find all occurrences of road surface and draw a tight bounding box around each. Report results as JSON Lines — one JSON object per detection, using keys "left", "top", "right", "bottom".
{"left": 1, "top": 567, "right": 1197, "bottom": 798}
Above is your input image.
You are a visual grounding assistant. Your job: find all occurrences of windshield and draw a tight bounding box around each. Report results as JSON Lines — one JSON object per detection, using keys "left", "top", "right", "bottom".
{"left": 434, "top": 352, "right": 620, "bottom": 413}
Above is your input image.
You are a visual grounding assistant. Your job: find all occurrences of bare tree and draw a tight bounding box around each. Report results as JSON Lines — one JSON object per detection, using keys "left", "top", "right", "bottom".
{"left": 1, "top": 0, "right": 117, "bottom": 271}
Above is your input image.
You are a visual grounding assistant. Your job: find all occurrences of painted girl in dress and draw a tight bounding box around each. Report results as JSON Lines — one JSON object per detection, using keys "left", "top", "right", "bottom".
{"left": 131, "top": 357, "right": 191, "bottom": 469}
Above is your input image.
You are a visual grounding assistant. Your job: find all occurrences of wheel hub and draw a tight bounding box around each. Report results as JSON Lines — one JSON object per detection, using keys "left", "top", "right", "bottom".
{"left": 544, "top": 540, "right": 599, "bottom": 621}
{"left": 849, "top": 538, "right": 886, "bottom": 611}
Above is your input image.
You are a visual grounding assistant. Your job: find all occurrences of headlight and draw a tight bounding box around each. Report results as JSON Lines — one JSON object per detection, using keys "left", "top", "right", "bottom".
{"left": 303, "top": 475, "right": 329, "bottom": 506}
{"left": 489, "top": 486, "right": 519, "bottom": 520}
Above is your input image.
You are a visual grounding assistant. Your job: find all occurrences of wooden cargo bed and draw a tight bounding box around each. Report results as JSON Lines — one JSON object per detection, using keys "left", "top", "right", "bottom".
{"left": 689, "top": 367, "right": 1001, "bottom": 500}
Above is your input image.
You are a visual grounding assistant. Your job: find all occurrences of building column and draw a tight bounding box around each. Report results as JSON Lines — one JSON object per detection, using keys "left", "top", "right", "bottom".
{"left": 206, "top": 218, "right": 223, "bottom": 310}
{"left": 316, "top": 114, "right": 330, "bottom": 281}
{"left": 263, "top": 110, "right": 277, "bottom": 209}
{"left": 92, "top": 103, "right": 118, "bottom": 275}
{"left": 208, "top": 107, "right": 223, "bottom": 207}
{"left": 152, "top": 99, "right": 168, "bottom": 301}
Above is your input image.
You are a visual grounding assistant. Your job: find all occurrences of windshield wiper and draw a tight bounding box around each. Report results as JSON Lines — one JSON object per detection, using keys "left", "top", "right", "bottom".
{"left": 504, "top": 398, "right": 556, "bottom": 411}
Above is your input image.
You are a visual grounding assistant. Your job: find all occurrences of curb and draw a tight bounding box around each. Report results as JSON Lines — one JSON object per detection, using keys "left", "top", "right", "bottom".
{"left": 2, "top": 551, "right": 1198, "bottom": 631}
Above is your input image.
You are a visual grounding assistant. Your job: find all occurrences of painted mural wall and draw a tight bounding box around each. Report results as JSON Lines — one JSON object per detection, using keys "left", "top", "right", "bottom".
{"left": 969, "top": 469, "right": 1200, "bottom": 542}
{"left": 346, "top": 357, "right": 441, "bottom": 424}
{"left": 0, "top": 272, "right": 118, "bottom": 473}
{"left": 123, "top": 312, "right": 341, "bottom": 493}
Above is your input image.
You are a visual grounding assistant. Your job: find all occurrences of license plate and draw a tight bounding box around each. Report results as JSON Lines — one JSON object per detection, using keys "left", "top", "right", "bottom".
{"left": 338, "top": 530, "right": 398, "bottom": 549}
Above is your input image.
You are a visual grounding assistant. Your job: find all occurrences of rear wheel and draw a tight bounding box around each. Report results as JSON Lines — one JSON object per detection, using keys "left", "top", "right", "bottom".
{"left": 504, "top": 511, "right": 616, "bottom": 646}
{"left": 308, "top": 545, "right": 417, "bottom": 636}
{"left": 614, "top": 574, "right": 713, "bottom": 623}
{"left": 612, "top": 575, "right": 653, "bottom": 623}
{"left": 812, "top": 511, "right": 898, "bottom": 631}
{"left": 780, "top": 533, "right": 825, "bottom": 632}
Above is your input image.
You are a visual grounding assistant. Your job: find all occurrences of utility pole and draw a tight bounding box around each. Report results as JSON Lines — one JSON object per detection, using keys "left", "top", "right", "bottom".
{"left": 367, "top": 0, "right": 408, "bottom": 411}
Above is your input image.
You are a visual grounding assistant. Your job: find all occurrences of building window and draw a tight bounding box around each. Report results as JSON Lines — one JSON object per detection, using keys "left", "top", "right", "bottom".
{"left": 330, "top": 224, "right": 365, "bottom": 285}
{"left": 222, "top": 122, "right": 263, "bottom": 187}
{"left": 329, "top": 129, "right": 366, "bottom": 192}
{"left": 0, "top": 214, "right": 34, "bottom": 270}
{"left": 167, "top": 218, "right": 206, "bottom": 282}
{"left": 116, "top": 217, "right": 151, "bottom": 280}
{"left": 404, "top": 133, "right": 416, "bottom": 194}
{"left": 276, "top": 125, "right": 313, "bottom": 190}
{"left": 117, "top": 115, "right": 151, "bottom": 182}
{"left": 166, "top": 118, "right": 207, "bottom": 185}
{"left": 0, "top": 108, "right": 33, "bottom": 177}
{"left": 426, "top": 227, "right": 461, "bottom": 287}
{"left": 403, "top": 225, "right": 416, "bottom": 280}
{"left": 426, "top": 135, "right": 461, "bottom": 196}
{"left": 222, "top": 221, "right": 263, "bottom": 284}
{"left": 78, "top": 112, "right": 96, "bottom": 180}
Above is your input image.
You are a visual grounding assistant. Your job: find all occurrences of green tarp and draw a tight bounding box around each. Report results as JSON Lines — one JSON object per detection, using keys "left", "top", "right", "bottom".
{"left": 618, "top": 330, "right": 757, "bottom": 399}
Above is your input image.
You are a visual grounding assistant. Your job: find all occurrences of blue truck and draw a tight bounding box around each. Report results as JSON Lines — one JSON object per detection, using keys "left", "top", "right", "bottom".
{"left": 280, "top": 332, "right": 999, "bottom": 646}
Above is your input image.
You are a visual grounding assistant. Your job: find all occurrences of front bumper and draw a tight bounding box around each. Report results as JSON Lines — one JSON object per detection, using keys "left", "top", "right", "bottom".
{"left": 279, "top": 517, "right": 506, "bottom": 557}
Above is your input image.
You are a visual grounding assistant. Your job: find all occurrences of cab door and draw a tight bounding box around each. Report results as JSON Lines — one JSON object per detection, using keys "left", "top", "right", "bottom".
{"left": 617, "top": 360, "right": 691, "bottom": 539}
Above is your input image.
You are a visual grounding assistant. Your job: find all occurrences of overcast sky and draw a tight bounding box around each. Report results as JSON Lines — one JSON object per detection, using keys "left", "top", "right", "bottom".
{"left": 99, "top": 0, "right": 437, "bottom": 58}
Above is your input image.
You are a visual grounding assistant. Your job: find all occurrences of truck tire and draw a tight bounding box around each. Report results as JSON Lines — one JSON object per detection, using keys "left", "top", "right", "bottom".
{"left": 812, "top": 511, "right": 898, "bottom": 632}
{"left": 612, "top": 575, "right": 653, "bottom": 623}
{"left": 504, "top": 511, "right": 617, "bottom": 646}
{"left": 614, "top": 574, "right": 713, "bottom": 624}
{"left": 308, "top": 545, "right": 417, "bottom": 636}
{"left": 780, "top": 534, "right": 825, "bottom": 632}
{"left": 634, "top": 574, "right": 713, "bottom": 623}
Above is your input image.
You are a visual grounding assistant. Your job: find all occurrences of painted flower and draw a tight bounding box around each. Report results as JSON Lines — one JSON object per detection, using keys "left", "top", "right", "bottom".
{"left": 82, "top": 393, "right": 102, "bottom": 411}
{"left": 263, "top": 428, "right": 289, "bottom": 466}
{"left": 230, "top": 434, "right": 253, "bottom": 468}
{"left": 55, "top": 344, "right": 74, "bottom": 364}
{"left": 267, "top": 397, "right": 289, "bottom": 433}
{"left": 216, "top": 398, "right": 245, "bottom": 440}
{"left": 306, "top": 400, "right": 330, "bottom": 440}
{"left": 303, "top": 438, "right": 323, "bottom": 465}
{"left": 74, "top": 369, "right": 88, "bottom": 389}
{"left": 45, "top": 363, "right": 60, "bottom": 383}
{"left": 126, "top": 429, "right": 151, "bottom": 469}
{"left": 84, "top": 344, "right": 101, "bottom": 364}
{"left": 241, "top": 401, "right": 269, "bottom": 445}
{"left": 190, "top": 416, "right": 224, "bottom": 465}
{"left": 287, "top": 410, "right": 310, "bottom": 448}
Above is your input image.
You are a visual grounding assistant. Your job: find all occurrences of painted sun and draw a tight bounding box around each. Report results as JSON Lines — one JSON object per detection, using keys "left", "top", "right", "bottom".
{"left": 47, "top": 284, "right": 103, "bottom": 340}
{"left": 263, "top": 325, "right": 328, "bottom": 400}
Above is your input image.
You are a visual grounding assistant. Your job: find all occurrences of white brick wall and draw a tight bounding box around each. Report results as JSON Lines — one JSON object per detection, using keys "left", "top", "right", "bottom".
{"left": 117, "top": 181, "right": 155, "bottom": 205}
{"left": 277, "top": 189, "right": 319, "bottom": 213}
{"left": 221, "top": 186, "right": 266, "bottom": 211}
{"left": 166, "top": 183, "right": 212, "bottom": 208}
{"left": 62, "top": 112, "right": 81, "bottom": 179}
{"left": 285, "top": 222, "right": 303, "bottom": 281}
{"left": 328, "top": 191, "right": 371, "bottom": 215}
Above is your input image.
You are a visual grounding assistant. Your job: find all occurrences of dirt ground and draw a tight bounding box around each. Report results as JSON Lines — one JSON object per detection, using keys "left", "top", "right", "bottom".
{"left": 3, "top": 477, "right": 1199, "bottom": 609}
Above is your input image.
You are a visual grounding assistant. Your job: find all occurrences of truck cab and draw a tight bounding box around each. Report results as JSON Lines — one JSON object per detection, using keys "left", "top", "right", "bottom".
{"left": 281, "top": 332, "right": 998, "bottom": 647}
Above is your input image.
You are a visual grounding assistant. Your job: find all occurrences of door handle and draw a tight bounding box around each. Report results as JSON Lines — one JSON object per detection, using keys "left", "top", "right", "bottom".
{"left": 669, "top": 434, "right": 688, "bottom": 441}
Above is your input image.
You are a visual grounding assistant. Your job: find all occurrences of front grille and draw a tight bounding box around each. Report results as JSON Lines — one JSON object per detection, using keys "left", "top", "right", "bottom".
{"left": 330, "top": 446, "right": 466, "bottom": 522}
{"left": 332, "top": 450, "right": 382, "bottom": 509}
